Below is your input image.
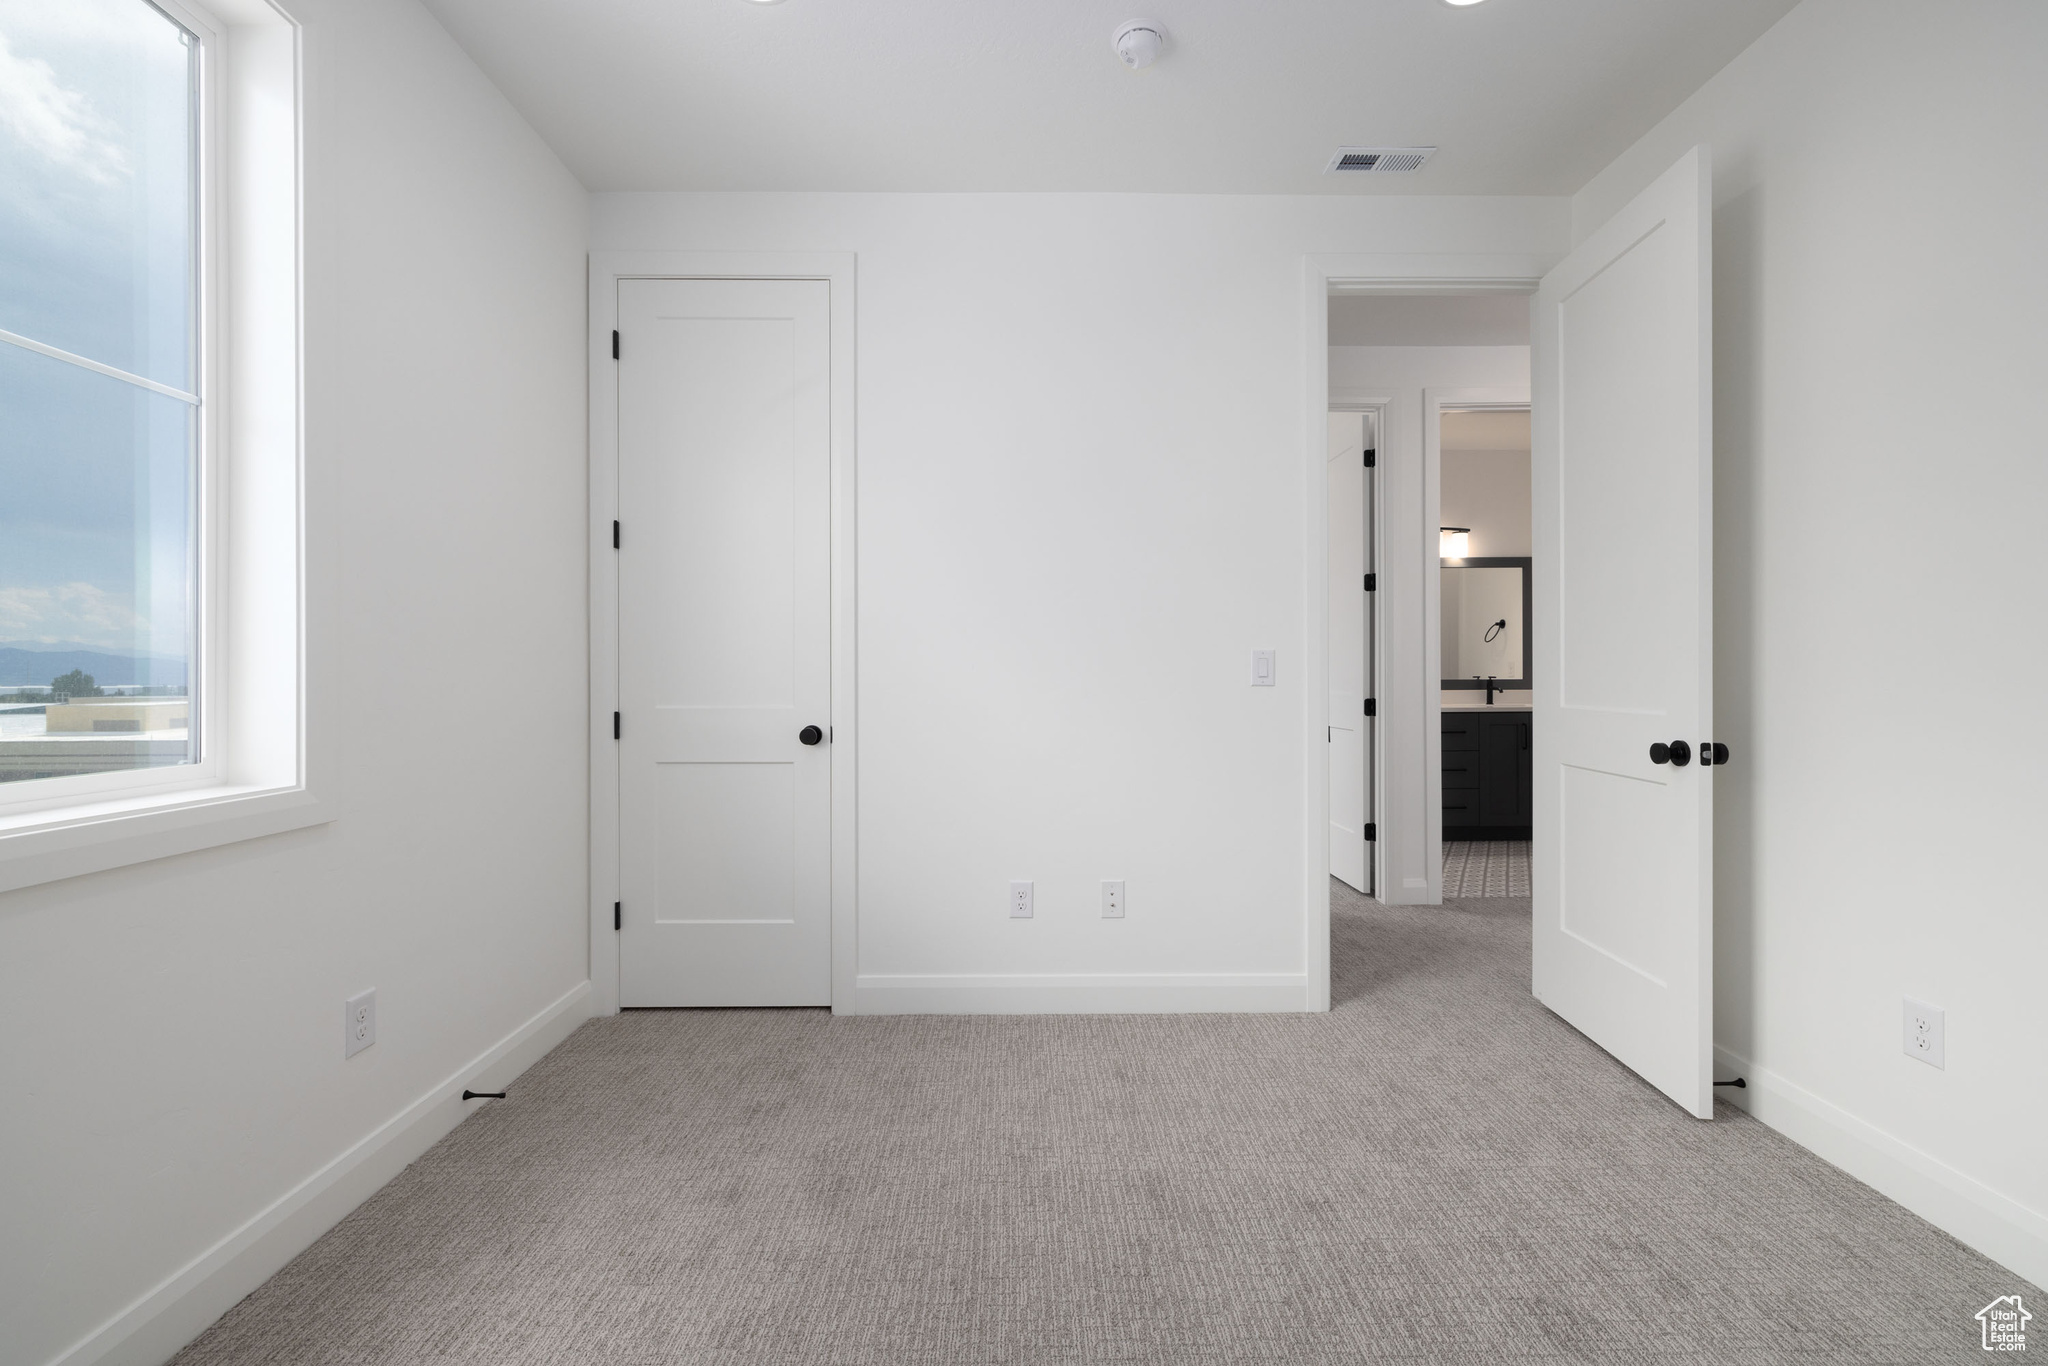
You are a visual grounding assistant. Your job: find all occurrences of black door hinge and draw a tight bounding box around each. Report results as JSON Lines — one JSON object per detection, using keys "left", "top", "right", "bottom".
{"left": 614, "top": 901, "right": 621, "bottom": 931}
{"left": 1363, "top": 823, "right": 1377, "bottom": 841}
{"left": 611, "top": 330, "right": 619, "bottom": 359}
{"left": 1363, "top": 573, "right": 1376, "bottom": 592}
{"left": 1363, "top": 448, "right": 1376, "bottom": 468}
{"left": 612, "top": 520, "right": 620, "bottom": 549}
{"left": 612, "top": 711, "right": 620, "bottom": 740}
{"left": 1364, "top": 698, "right": 1376, "bottom": 717}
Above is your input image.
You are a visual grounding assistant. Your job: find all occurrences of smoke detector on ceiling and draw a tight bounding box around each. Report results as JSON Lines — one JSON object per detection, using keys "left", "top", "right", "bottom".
{"left": 1112, "top": 20, "right": 1166, "bottom": 69}
{"left": 1326, "top": 147, "right": 1437, "bottom": 174}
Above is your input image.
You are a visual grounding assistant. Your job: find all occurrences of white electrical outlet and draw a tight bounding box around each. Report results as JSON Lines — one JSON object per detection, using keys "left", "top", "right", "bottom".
{"left": 1102, "top": 880, "right": 1125, "bottom": 918}
{"left": 1010, "top": 880, "right": 1034, "bottom": 919}
{"left": 1902, "top": 997, "right": 1943, "bottom": 1069}
{"left": 344, "top": 989, "right": 376, "bottom": 1059}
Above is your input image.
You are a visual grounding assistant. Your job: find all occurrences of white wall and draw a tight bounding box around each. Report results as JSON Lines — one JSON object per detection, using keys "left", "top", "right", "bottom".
{"left": 1441, "top": 451, "right": 1530, "bottom": 559}
{"left": 1573, "top": 0, "right": 2048, "bottom": 1287}
{"left": 1328, "top": 346, "right": 1532, "bottom": 897}
{"left": 1329, "top": 293, "right": 1530, "bottom": 347}
{"left": 593, "top": 195, "right": 1568, "bottom": 1005}
{"left": 0, "top": 3, "right": 592, "bottom": 1364}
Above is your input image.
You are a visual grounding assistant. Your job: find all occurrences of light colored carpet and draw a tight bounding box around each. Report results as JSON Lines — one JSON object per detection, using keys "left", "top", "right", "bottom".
{"left": 1443, "top": 839, "right": 1531, "bottom": 897}
{"left": 172, "top": 884, "right": 2030, "bottom": 1365}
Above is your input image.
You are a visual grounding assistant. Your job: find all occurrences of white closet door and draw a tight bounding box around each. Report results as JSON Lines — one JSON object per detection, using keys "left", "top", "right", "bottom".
{"left": 617, "top": 277, "right": 832, "bottom": 1006}
{"left": 1531, "top": 147, "right": 1715, "bottom": 1116}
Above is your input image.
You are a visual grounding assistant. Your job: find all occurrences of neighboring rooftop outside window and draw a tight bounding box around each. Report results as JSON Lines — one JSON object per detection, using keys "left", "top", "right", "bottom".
{"left": 0, "top": 0, "right": 198, "bottom": 785}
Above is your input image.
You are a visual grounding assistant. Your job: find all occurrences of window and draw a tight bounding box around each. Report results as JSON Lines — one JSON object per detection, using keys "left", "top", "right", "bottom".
{"left": 1, "top": 0, "right": 202, "bottom": 791}
{"left": 0, "top": 0, "right": 314, "bottom": 888}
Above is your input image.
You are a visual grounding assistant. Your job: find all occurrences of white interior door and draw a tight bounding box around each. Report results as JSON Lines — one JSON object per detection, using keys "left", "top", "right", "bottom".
{"left": 1328, "top": 413, "right": 1370, "bottom": 893}
{"left": 617, "top": 277, "right": 832, "bottom": 1007}
{"left": 1531, "top": 147, "right": 1714, "bottom": 1117}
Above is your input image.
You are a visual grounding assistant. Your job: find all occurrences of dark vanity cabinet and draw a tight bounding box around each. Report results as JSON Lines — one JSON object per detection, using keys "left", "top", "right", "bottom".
{"left": 1442, "top": 709, "right": 1532, "bottom": 839}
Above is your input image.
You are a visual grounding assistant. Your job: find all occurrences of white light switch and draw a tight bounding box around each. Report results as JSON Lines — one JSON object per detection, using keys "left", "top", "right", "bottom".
{"left": 1250, "top": 650, "right": 1276, "bottom": 686}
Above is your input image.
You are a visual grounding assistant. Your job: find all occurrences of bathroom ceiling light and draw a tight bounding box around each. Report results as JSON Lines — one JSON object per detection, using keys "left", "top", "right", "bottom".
{"left": 1440, "top": 527, "right": 1471, "bottom": 559}
{"left": 1442, "top": 0, "right": 1489, "bottom": 6}
{"left": 1112, "top": 20, "right": 1166, "bottom": 69}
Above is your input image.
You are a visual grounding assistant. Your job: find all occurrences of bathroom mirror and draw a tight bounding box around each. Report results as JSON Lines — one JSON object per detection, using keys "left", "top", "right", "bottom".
{"left": 1441, "top": 557, "right": 1531, "bottom": 690}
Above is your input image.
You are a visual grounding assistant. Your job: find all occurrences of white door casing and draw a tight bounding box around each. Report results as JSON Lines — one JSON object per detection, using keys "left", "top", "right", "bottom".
{"left": 1327, "top": 412, "right": 1369, "bottom": 893}
{"left": 617, "top": 277, "right": 833, "bottom": 1006}
{"left": 1531, "top": 147, "right": 1714, "bottom": 1117}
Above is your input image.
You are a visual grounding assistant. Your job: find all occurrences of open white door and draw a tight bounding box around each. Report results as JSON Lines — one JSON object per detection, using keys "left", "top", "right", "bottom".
{"left": 1531, "top": 147, "right": 1714, "bottom": 1117}
{"left": 1328, "top": 412, "right": 1370, "bottom": 893}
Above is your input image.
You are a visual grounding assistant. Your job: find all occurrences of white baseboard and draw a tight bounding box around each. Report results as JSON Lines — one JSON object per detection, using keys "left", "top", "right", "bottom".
{"left": 849, "top": 972, "right": 1309, "bottom": 1014}
{"left": 49, "top": 980, "right": 595, "bottom": 1366}
{"left": 1715, "top": 1045, "right": 2048, "bottom": 1290}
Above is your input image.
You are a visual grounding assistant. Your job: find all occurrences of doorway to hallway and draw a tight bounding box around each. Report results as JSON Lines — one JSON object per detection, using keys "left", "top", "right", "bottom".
{"left": 1315, "top": 145, "right": 1718, "bottom": 1117}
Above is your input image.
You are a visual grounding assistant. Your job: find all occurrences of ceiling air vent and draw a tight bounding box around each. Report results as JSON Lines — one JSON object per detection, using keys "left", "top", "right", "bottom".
{"left": 1326, "top": 146, "right": 1436, "bottom": 174}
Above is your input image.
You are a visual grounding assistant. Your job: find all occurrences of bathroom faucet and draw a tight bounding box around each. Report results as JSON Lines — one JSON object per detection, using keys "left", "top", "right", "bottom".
{"left": 1476, "top": 675, "right": 1502, "bottom": 705}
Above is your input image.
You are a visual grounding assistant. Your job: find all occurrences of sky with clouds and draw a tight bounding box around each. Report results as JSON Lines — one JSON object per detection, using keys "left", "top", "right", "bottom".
{"left": 0, "top": 0, "right": 193, "bottom": 663}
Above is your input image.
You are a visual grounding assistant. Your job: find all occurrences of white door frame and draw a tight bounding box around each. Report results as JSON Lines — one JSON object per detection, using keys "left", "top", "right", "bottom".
{"left": 588, "top": 252, "right": 858, "bottom": 1016}
{"left": 1301, "top": 256, "right": 1548, "bottom": 1008}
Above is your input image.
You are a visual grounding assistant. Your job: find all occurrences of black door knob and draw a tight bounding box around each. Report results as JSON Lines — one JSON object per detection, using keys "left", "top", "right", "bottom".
{"left": 1712, "top": 741, "right": 1729, "bottom": 765}
{"left": 799, "top": 725, "right": 824, "bottom": 746}
{"left": 1650, "top": 741, "right": 1693, "bottom": 767}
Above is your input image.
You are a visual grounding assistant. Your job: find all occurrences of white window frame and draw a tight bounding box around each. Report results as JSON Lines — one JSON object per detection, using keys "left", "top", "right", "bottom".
{"left": 0, "top": 0, "right": 325, "bottom": 892}
{"left": 0, "top": 0, "right": 225, "bottom": 815}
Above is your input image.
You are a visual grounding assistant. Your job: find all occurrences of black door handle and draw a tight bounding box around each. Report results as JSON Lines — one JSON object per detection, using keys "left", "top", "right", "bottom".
{"left": 1702, "top": 741, "right": 1730, "bottom": 766}
{"left": 799, "top": 725, "right": 824, "bottom": 746}
{"left": 1649, "top": 740, "right": 1692, "bottom": 767}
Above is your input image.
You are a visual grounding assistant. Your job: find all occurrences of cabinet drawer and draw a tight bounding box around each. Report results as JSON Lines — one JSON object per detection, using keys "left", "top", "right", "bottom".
{"left": 1442, "top": 792, "right": 1482, "bottom": 822}
{"left": 1444, "top": 711, "right": 1534, "bottom": 835}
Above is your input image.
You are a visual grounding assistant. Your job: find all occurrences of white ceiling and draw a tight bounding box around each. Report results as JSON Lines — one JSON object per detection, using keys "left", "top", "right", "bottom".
{"left": 421, "top": 0, "right": 1797, "bottom": 195}
{"left": 1329, "top": 293, "right": 1530, "bottom": 347}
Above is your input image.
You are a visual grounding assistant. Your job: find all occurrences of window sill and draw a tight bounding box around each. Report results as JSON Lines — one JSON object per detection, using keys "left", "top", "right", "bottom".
{"left": 0, "top": 781, "right": 332, "bottom": 894}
